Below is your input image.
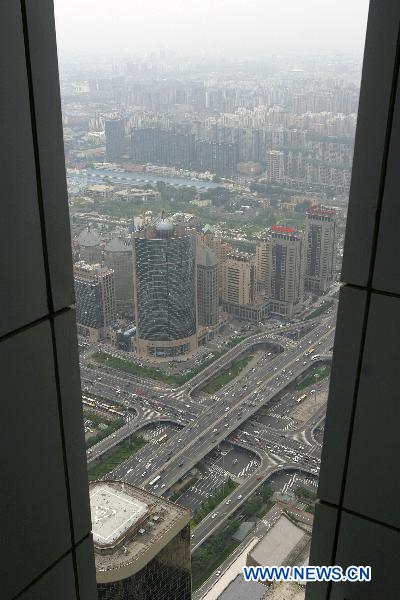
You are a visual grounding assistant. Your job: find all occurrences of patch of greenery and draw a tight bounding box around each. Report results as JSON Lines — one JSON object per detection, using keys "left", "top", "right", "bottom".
{"left": 84, "top": 411, "right": 125, "bottom": 449}
{"left": 226, "top": 336, "right": 247, "bottom": 348}
{"left": 236, "top": 484, "right": 273, "bottom": 519}
{"left": 306, "top": 299, "right": 334, "bottom": 320}
{"left": 88, "top": 435, "right": 146, "bottom": 481}
{"left": 202, "top": 355, "right": 253, "bottom": 394}
{"left": 296, "top": 364, "right": 331, "bottom": 390}
{"left": 294, "top": 486, "right": 317, "bottom": 502}
{"left": 191, "top": 478, "right": 238, "bottom": 527}
{"left": 93, "top": 350, "right": 224, "bottom": 386}
{"left": 192, "top": 519, "right": 240, "bottom": 590}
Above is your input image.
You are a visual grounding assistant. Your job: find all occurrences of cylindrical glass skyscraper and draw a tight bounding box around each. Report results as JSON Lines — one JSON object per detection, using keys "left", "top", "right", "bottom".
{"left": 132, "top": 220, "right": 198, "bottom": 358}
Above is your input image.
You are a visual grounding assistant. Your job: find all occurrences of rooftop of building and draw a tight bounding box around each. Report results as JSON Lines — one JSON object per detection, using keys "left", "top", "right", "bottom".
{"left": 270, "top": 226, "right": 301, "bottom": 240}
{"left": 226, "top": 251, "right": 252, "bottom": 262}
{"left": 218, "top": 574, "right": 267, "bottom": 600}
{"left": 266, "top": 581, "right": 305, "bottom": 599}
{"left": 306, "top": 205, "right": 336, "bottom": 218}
{"left": 104, "top": 237, "right": 132, "bottom": 253}
{"left": 84, "top": 183, "right": 114, "bottom": 193}
{"left": 74, "top": 261, "right": 113, "bottom": 277}
{"left": 197, "top": 245, "right": 218, "bottom": 267}
{"left": 202, "top": 224, "right": 214, "bottom": 234}
{"left": 77, "top": 227, "right": 101, "bottom": 247}
{"left": 248, "top": 514, "right": 308, "bottom": 567}
{"left": 232, "top": 521, "right": 256, "bottom": 542}
{"left": 133, "top": 217, "right": 194, "bottom": 241}
{"left": 90, "top": 481, "right": 190, "bottom": 581}
{"left": 271, "top": 225, "right": 297, "bottom": 234}
{"left": 155, "top": 218, "right": 174, "bottom": 232}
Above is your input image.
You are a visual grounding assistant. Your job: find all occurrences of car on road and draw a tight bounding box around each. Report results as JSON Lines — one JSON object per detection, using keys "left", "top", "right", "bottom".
{"left": 237, "top": 494, "right": 243, "bottom": 500}
{"left": 226, "top": 499, "right": 232, "bottom": 505}
{"left": 215, "top": 571, "right": 221, "bottom": 577}
{"left": 211, "top": 513, "right": 218, "bottom": 519}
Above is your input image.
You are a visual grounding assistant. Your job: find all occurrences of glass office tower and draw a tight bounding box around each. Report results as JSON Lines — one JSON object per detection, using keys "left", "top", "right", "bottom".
{"left": 133, "top": 220, "right": 198, "bottom": 358}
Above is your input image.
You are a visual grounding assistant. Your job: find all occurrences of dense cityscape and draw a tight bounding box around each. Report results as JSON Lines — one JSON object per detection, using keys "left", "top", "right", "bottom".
{"left": 62, "top": 52, "right": 357, "bottom": 599}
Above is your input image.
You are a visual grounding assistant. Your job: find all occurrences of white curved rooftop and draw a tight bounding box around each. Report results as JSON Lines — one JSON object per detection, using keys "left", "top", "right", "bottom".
{"left": 155, "top": 219, "right": 174, "bottom": 232}
{"left": 78, "top": 227, "right": 101, "bottom": 247}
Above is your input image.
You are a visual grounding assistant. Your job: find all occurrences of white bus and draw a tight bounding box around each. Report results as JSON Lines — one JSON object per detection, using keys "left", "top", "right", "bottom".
{"left": 158, "top": 434, "right": 168, "bottom": 443}
{"left": 297, "top": 394, "right": 308, "bottom": 403}
{"left": 149, "top": 475, "right": 161, "bottom": 486}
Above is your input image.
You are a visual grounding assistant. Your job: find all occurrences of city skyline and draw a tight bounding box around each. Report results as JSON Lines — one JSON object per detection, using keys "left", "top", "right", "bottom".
{"left": 54, "top": 0, "right": 369, "bottom": 61}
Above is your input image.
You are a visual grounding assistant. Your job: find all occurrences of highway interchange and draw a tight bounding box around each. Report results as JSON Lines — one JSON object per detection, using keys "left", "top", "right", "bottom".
{"left": 82, "top": 306, "right": 336, "bottom": 550}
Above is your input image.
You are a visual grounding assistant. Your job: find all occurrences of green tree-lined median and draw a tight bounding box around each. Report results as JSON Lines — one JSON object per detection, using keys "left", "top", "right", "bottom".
{"left": 93, "top": 350, "right": 223, "bottom": 386}
{"left": 88, "top": 435, "right": 146, "bottom": 481}
{"left": 202, "top": 355, "right": 253, "bottom": 394}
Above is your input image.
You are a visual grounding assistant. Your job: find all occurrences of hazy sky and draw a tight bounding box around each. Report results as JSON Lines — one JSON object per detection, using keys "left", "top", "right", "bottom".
{"left": 54, "top": 0, "right": 370, "bottom": 61}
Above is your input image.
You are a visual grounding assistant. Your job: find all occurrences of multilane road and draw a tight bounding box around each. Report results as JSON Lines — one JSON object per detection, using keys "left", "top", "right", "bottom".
{"left": 83, "top": 309, "right": 335, "bottom": 546}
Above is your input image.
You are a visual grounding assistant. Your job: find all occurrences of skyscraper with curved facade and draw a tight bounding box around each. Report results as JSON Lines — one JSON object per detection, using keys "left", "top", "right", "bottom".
{"left": 132, "top": 219, "right": 198, "bottom": 358}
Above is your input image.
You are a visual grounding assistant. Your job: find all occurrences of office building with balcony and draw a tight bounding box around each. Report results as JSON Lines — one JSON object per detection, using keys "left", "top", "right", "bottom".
{"left": 132, "top": 219, "right": 198, "bottom": 358}
{"left": 221, "top": 252, "right": 267, "bottom": 322}
{"left": 74, "top": 262, "right": 116, "bottom": 341}
{"left": 267, "top": 150, "right": 285, "bottom": 182}
{"left": 78, "top": 227, "right": 102, "bottom": 265}
{"left": 91, "top": 481, "right": 191, "bottom": 600}
{"left": 103, "top": 237, "right": 134, "bottom": 316}
{"left": 198, "top": 227, "right": 234, "bottom": 296}
{"left": 304, "top": 206, "right": 337, "bottom": 295}
{"left": 258, "top": 226, "right": 305, "bottom": 318}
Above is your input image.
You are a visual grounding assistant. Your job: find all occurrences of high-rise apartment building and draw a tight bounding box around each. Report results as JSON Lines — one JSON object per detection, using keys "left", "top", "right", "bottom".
{"left": 78, "top": 227, "right": 102, "bottom": 265}
{"left": 132, "top": 219, "right": 198, "bottom": 358}
{"left": 222, "top": 253, "right": 255, "bottom": 306}
{"left": 90, "top": 481, "right": 191, "bottom": 600}
{"left": 194, "top": 140, "right": 239, "bottom": 176}
{"left": 74, "top": 262, "right": 116, "bottom": 341}
{"left": 221, "top": 253, "right": 267, "bottom": 321}
{"left": 103, "top": 237, "right": 134, "bottom": 316}
{"left": 105, "top": 118, "right": 125, "bottom": 162}
{"left": 304, "top": 206, "right": 337, "bottom": 295}
{"left": 197, "top": 245, "right": 219, "bottom": 327}
{"left": 198, "top": 228, "right": 234, "bottom": 296}
{"left": 259, "top": 226, "right": 305, "bottom": 318}
{"left": 267, "top": 150, "right": 285, "bottom": 182}
{"left": 130, "top": 128, "right": 195, "bottom": 168}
